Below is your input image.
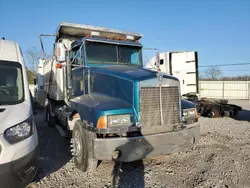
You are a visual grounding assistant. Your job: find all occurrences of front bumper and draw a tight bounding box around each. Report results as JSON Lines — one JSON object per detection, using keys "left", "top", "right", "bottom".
{"left": 93, "top": 123, "right": 200, "bottom": 162}
{"left": 0, "top": 146, "right": 39, "bottom": 188}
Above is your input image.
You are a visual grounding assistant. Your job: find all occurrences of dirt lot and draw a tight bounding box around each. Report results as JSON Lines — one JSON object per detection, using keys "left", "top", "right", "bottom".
{"left": 29, "top": 100, "right": 250, "bottom": 188}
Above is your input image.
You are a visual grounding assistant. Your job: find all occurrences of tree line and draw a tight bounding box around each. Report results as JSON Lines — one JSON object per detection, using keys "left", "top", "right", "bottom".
{"left": 199, "top": 67, "right": 250, "bottom": 81}
{"left": 25, "top": 47, "right": 51, "bottom": 84}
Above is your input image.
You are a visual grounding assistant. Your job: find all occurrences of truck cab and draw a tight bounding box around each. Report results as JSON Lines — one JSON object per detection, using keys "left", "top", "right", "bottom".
{"left": 38, "top": 22, "right": 200, "bottom": 172}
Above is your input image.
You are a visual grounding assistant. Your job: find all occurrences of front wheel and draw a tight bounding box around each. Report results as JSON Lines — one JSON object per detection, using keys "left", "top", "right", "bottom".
{"left": 72, "top": 120, "right": 98, "bottom": 172}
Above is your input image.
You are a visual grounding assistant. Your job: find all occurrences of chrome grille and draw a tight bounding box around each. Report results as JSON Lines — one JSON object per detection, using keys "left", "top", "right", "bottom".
{"left": 140, "top": 86, "right": 180, "bottom": 129}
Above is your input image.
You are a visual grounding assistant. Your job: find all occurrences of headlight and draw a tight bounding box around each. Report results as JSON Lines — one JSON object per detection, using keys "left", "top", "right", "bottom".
{"left": 107, "top": 114, "right": 131, "bottom": 127}
{"left": 4, "top": 118, "right": 33, "bottom": 144}
{"left": 183, "top": 110, "right": 188, "bottom": 116}
{"left": 183, "top": 109, "right": 196, "bottom": 116}
{"left": 188, "top": 110, "right": 195, "bottom": 115}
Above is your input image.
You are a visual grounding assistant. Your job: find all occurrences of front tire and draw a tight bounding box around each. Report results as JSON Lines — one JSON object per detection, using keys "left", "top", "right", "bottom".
{"left": 72, "top": 120, "right": 98, "bottom": 172}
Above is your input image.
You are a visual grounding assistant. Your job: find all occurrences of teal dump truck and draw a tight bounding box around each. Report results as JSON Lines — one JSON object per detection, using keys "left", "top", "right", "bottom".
{"left": 36, "top": 22, "right": 200, "bottom": 172}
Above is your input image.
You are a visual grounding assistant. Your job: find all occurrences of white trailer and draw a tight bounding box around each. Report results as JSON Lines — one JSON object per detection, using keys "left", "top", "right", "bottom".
{"left": 34, "top": 59, "right": 46, "bottom": 107}
{"left": 144, "top": 51, "right": 199, "bottom": 97}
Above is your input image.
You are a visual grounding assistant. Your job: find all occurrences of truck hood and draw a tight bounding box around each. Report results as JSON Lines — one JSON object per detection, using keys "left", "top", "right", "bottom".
{"left": 90, "top": 65, "right": 179, "bottom": 82}
{"left": 181, "top": 99, "right": 196, "bottom": 110}
{"left": 71, "top": 93, "right": 135, "bottom": 127}
{"left": 0, "top": 102, "right": 31, "bottom": 134}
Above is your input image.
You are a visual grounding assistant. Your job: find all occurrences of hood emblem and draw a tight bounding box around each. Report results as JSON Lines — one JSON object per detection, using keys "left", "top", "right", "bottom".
{"left": 156, "top": 72, "right": 163, "bottom": 87}
{"left": 157, "top": 72, "right": 163, "bottom": 81}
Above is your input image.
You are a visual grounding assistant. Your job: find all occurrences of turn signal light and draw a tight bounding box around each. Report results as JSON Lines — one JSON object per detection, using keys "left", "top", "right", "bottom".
{"left": 97, "top": 116, "right": 107, "bottom": 129}
{"left": 195, "top": 107, "right": 199, "bottom": 121}
{"left": 119, "top": 37, "right": 125, "bottom": 40}
{"left": 56, "top": 63, "right": 62, "bottom": 69}
{"left": 57, "top": 48, "right": 61, "bottom": 56}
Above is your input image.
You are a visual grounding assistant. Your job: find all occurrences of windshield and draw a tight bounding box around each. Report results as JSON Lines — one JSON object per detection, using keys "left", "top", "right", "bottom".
{"left": 0, "top": 61, "right": 24, "bottom": 105}
{"left": 85, "top": 41, "right": 142, "bottom": 65}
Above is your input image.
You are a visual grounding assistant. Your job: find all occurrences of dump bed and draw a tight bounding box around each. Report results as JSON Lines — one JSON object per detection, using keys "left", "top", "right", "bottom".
{"left": 43, "top": 58, "right": 64, "bottom": 101}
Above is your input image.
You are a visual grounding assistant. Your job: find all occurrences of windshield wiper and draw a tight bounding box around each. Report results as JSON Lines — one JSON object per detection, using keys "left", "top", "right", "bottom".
{"left": 0, "top": 103, "right": 9, "bottom": 106}
{"left": 119, "top": 59, "right": 140, "bottom": 66}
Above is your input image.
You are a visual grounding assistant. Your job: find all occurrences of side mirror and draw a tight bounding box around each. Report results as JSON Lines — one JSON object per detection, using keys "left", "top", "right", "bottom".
{"left": 55, "top": 42, "right": 66, "bottom": 62}
{"left": 155, "top": 51, "right": 160, "bottom": 68}
{"left": 34, "top": 78, "right": 37, "bottom": 85}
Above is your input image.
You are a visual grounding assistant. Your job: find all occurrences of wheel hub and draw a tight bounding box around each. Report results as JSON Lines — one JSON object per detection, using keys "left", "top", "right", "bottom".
{"left": 72, "top": 131, "right": 82, "bottom": 162}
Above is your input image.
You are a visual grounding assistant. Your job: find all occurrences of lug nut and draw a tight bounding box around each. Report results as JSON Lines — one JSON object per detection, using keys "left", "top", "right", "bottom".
{"left": 112, "top": 150, "right": 121, "bottom": 160}
{"left": 71, "top": 149, "right": 75, "bottom": 156}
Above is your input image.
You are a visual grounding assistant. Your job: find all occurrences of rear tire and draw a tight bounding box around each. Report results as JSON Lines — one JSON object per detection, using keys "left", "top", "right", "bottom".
{"left": 72, "top": 120, "right": 98, "bottom": 172}
{"left": 230, "top": 109, "right": 239, "bottom": 118}
{"left": 44, "top": 99, "right": 57, "bottom": 127}
{"left": 208, "top": 108, "right": 220, "bottom": 118}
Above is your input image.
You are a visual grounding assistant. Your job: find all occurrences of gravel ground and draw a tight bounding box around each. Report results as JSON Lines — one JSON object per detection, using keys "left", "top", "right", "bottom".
{"left": 28, "top": 100, "right": 250, "bottom": 188}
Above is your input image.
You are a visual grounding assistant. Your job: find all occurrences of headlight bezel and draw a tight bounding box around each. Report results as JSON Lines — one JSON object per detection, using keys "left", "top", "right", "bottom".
{"left": 107, "top": 114, "right": 133, "bottom": 127}
{"left": 182, "top": 108, "right": 196, "bottom": 117}
{"left": 4, "top": 116, "right": 34, "bottom": 144}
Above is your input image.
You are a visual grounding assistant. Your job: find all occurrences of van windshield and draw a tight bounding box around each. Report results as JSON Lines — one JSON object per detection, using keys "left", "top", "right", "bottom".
{"left": 0, "top": 61, "right": 24, "bottom": 105}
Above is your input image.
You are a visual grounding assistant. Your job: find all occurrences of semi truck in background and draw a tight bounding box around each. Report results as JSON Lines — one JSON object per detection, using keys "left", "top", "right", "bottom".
{"left": 143, "top": 51, "right": 242, "bottom": 118}
{"left": 35, "top": 22, "right": 200, "bottom": 172}
{"left": 144, "top": 51, "right": 199, "bottom": 98}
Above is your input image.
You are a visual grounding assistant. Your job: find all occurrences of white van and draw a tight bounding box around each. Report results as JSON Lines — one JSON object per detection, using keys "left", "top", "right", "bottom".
{"left": 0, "top": 39, "right": 39, "bottom": 188}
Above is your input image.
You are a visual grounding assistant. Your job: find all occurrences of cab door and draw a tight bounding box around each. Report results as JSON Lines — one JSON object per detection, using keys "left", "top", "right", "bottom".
{"left": 70, "top": 44, "right": 86, "bottom": 98}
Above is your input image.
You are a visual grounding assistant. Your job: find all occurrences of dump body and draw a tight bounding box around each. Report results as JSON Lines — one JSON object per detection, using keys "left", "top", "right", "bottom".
{"left": 43, "top": 58, "right": 64, "bottom": 101}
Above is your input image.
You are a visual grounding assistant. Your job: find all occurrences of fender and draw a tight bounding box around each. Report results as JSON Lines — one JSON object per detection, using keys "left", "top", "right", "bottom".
{"left": 70, "top": 93, "right": 136, "bottom": 131}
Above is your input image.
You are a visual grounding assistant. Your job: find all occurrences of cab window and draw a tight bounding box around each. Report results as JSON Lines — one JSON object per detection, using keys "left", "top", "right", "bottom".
{"left": 70, "top": 45, "right": 84, "bottom": 66}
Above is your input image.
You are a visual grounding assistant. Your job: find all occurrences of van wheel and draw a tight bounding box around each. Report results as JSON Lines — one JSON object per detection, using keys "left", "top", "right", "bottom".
{"left": 45, "top": 100, "right": 57, "bottom": 127}
{"left": 72, "top": 120, "right": 97, "bottom": 172}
